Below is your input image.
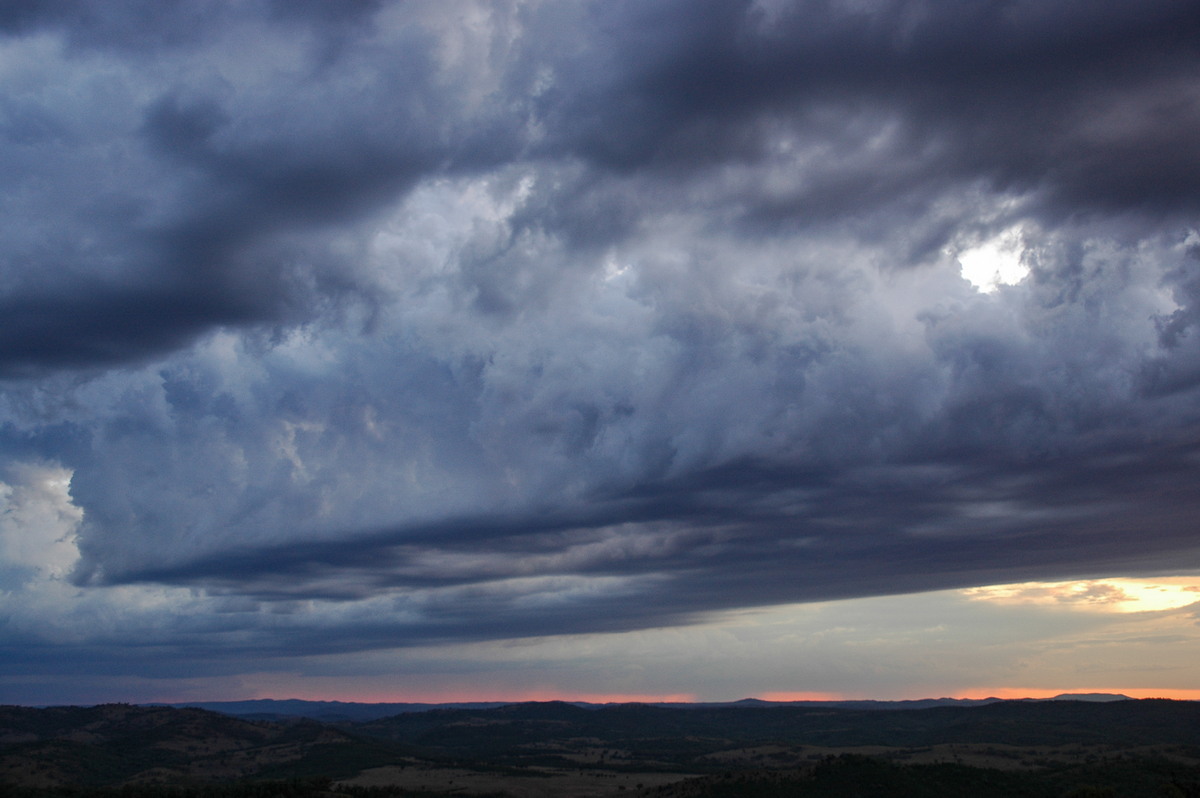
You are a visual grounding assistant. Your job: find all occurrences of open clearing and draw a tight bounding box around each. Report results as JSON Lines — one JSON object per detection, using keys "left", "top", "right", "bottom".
{"left": 341, "top": 763, "right": 698, "bottom": 797}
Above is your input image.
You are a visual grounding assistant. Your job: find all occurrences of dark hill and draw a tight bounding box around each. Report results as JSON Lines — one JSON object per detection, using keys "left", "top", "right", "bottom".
{"left": 3, "top": 699, "right": 1199, "bottom": 792}
{"left": 652, "top": 755, "right": 1200, "bottom": 798}
{"left": 350, "top": 698, "right": 1200, "bottom": 761}
{"left": 0, "top": 704, "right": 395, "bottom": 787}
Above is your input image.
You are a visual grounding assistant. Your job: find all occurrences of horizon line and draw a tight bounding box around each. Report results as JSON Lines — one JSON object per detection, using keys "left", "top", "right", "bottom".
{"left": 111, "top": 688, "right": 1200, "bottom": 706}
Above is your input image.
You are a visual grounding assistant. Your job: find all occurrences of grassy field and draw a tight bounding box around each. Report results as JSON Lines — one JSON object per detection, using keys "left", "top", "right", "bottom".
{"left": 342, "top": 762, "right": 697, "bottom": 797}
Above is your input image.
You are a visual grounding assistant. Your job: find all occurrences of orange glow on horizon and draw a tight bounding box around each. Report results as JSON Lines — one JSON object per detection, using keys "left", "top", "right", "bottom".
{"left": 163, "top": 681, "right": 1200, "bottom": 706}
{"left": 218, "top": 687, "right": 1200, "bottom": 704}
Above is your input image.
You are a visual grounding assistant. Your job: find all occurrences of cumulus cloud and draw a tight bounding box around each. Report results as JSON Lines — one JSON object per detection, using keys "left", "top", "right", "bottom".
{"left": 0, "top": 463, "right": 81, "bottom": 583}
{"left": 2, "top": 0, "right": 1200, "bottom": 686}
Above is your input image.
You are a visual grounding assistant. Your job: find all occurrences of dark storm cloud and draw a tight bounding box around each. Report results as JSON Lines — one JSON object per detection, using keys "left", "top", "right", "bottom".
{"left": 0, "top": 0, "right": 376, "bottom": 53}
{"left": 533, "top": 0, "right": 1200, "bottom": 219}
{"left": 3, "top": 0, "right": 1200, "bottom": 673}
{"left": 116, "top": 431, "right": 1200, "bottom": 603}
{"left": 4, "top": 0, "right": 1198, "bottom": 372}
{"left": 0, "top": 1, "right": 531, "bottom": 377}
{"left": 0, "top": 289, "right": 257, "bottom": 378}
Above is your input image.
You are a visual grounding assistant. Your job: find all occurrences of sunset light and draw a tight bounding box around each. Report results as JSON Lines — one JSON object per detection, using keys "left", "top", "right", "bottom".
{"left": 963, "top": 577, "right": 1200, "bottom": 613}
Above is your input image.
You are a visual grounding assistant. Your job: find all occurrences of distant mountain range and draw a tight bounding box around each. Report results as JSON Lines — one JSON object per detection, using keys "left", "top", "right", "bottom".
{"left": 152, "top": 698, "right": 516, "bottom": 723}
{"left": 157, "top": 693, "right": 1133, "bottom": 722}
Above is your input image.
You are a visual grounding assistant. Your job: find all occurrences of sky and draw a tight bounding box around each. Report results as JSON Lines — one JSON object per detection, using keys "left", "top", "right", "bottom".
{"left": 2, "top": 0, "right": 1200, "bottom": 706}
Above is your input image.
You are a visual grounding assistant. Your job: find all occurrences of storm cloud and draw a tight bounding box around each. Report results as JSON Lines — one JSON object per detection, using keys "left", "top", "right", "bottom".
{"left": 2, "top": 0, "right": 1200, "bottom": 689}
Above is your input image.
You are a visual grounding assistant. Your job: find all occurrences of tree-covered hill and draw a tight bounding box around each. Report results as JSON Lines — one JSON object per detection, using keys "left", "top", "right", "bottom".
{"left": 3, "top": 699, "right": 1200, "bottom": 794}
{"left": 350, "top": 698, "right": 1200, "bottom": 759}
{"left": 0, "top": 705, "right": 399, "bottom": 787}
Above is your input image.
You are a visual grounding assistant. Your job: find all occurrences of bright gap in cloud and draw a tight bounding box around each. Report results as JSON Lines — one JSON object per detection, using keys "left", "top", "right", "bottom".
{"left": 962, "top": 577, "right": 1200, "bottom": 613}
{"left": 957, "top": 226, "right": 1029, "bottom": 292}
{"left": 0, "top": 463, "right": 82, "bottom": 583}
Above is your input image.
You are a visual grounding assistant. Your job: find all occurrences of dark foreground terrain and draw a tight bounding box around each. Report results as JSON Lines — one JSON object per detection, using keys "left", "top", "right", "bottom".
{"left": 2, "top": 699, "right": 1200, "bottom": 797}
